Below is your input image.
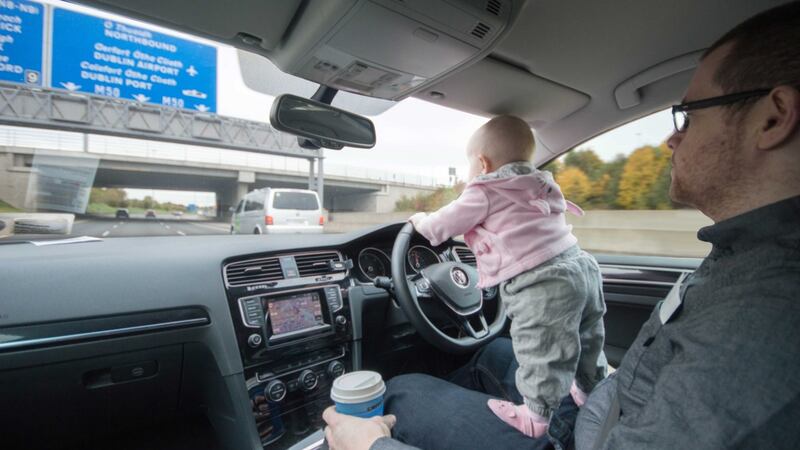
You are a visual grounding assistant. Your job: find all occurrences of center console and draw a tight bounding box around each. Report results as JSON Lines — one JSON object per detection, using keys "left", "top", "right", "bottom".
{"left": 223, "top": 251, "right": 354, "bottom": 448}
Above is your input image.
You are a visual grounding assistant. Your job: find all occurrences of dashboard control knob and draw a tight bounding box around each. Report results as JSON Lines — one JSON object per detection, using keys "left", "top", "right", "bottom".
{"left": 247, "top": 333, "right": 263, "bottom": 348}
{"left": 327, "top": 360, "right": 346, "bottom": 379}
{"left": 299, "top": 369, "right": 318, "bottom": 392}
{"left": 265, "top": 380, "right": 287, "bottom": 402}
{"left": 335, "top": 315, "right": 347, "bottom": 328}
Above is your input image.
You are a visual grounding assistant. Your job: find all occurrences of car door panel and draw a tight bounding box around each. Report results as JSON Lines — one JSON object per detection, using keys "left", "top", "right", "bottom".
{"left": 595, "top": 255, "right": 700, "bottom": 367}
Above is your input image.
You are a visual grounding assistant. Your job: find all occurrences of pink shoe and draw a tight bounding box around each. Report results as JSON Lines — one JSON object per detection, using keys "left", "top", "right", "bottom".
{"left": 570, "top": 380, "right": 588, "bottom": 407}
{"left": 487, "top": 399, "right": 549, "bottom": 438}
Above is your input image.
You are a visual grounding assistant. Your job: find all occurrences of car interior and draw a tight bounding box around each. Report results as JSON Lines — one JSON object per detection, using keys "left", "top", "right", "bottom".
{"left": 0, "top": 0, "right": 789, "bottom": 449}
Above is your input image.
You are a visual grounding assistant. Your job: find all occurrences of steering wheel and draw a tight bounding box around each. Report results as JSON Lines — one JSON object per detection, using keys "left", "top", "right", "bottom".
{"left": 390, "top": 222, "right": 507, "bottom": 354}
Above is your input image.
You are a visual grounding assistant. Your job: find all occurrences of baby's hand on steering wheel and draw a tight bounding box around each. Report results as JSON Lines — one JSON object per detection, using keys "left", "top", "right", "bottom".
{"left": 408, "top": 212, "right": 427, "bottom": 229}
{"left": 323, "top": 406, "right": 396, "bottom": 450}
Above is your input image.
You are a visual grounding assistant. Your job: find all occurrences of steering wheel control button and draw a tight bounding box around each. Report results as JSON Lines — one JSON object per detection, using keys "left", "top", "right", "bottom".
{"left": 299, "top": 370, "right": 318, "bottom": 391}
{"left": 247, "top": 333, "right": 263, "bottom": 348}
{"left": 265, "top": 380, "right": 287, "bottom": 402}
{"left": 328, "top": 360, "right": 346, "bottom": 379}
{"left": 415, "top": 278, "right": 432, "bottom": 297}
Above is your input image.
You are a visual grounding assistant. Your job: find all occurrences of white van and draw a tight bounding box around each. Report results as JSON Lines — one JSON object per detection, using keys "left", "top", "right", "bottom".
{"left": 230, "top": 188, "right": 324, "bottom": 234}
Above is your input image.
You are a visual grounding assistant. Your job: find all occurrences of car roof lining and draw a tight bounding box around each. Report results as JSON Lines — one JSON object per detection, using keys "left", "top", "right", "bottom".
{"left": 71, "top": 0, "right": 792, "bottom": 160}
{"left": 412, "top": 0, "right": 790, "bottom": 159}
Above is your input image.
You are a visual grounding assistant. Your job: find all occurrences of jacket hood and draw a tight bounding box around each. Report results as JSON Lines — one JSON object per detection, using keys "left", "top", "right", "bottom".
{"left": 470, "top": 162, "right": 568, "bottom": 215}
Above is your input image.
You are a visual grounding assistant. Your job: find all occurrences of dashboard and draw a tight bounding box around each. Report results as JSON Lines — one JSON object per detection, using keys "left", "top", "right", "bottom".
{"left": 0, "top": 221, "right": 478, "bottom": 450}
{"left": 0, "top": 220, "right": 701, "bottom": 450}
{"left": 217, "top": 228, "right": 480, "bottom": 447}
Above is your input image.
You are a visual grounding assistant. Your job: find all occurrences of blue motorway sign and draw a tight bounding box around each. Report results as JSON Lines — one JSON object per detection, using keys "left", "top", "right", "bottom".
{"left": 0, "top": 0, "right": 43, "bottom": 85}
{"left": 51, "top": 8, "right": 217, "bottom": 112}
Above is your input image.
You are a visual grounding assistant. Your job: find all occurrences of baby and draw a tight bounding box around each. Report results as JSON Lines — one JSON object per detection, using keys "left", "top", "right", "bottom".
{"left": 410, "top": 115, "right": 607, "bottom": 438}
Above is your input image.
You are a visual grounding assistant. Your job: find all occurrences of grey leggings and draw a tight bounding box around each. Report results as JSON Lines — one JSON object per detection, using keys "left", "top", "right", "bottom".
{"left": 500, "top": 245, "right": 608, "bottom": 417}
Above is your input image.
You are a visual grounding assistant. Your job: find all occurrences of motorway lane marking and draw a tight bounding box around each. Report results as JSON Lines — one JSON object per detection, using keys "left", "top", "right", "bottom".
{"left": 102, "top": 230, "right": 110, "bottom": 237}
{"left": 177, "top": 230, "right": 186, "bottom": 236}
{"left": 165, "top": 225, "right": 171, "bottom": 229}
{"left": 112, "top": 224, "right": 118, "bottom": 229}
{"left": 187, "top": 221, "right": 231, "bottom": 233}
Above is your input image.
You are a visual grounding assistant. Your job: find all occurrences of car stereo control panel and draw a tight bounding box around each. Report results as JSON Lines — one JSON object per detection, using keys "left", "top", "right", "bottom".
{"left": 222, "top": 250, "right": 354, "bottom": 448}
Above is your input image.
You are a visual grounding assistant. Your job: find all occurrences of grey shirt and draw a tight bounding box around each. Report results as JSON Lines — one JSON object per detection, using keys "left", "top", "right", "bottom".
{"left": 370, "top": 195, "right": 800, "bottom": 450}
{"left": 603, "top": 195, "right": 800, "bottom": 449}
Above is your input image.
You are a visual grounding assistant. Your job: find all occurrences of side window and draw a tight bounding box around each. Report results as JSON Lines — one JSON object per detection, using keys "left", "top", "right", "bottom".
{"left": 244, "top": 198, "right": 255, "bottom": 212}
{"left": 542, "top": 109, "right": 712, "bottom": 258}
{"left": 235, "top": 200, "right": 244, "bottom": 213}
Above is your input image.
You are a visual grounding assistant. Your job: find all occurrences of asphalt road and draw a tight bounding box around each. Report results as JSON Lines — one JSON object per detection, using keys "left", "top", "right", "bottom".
{"left": 72, "top": 217, "right": 231, "bottom": 238}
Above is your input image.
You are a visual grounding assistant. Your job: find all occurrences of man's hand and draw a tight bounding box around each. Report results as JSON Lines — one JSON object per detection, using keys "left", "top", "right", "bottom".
{"left": 322, "top": 406, "right": 396, "bottom": 450}
{"left": 408, "top": 212, "right": 427, "bottom": 229}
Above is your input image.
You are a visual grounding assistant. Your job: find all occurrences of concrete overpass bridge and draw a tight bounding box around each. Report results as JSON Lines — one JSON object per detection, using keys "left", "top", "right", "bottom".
{"left": 0, "top": 84, "right": 439, "bottom": 217}
{"left": 0, "top": 145, "right": 437, "bottom": 216}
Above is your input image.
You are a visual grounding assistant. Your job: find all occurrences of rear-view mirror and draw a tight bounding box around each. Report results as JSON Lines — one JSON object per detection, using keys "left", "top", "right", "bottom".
{"left": 269, "top": 94, "right": 376, "bottom": 150}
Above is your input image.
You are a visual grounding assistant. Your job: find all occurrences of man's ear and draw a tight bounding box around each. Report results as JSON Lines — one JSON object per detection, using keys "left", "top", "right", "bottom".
{"left": 756, "top": 85, "right": 800, "bottom": 151}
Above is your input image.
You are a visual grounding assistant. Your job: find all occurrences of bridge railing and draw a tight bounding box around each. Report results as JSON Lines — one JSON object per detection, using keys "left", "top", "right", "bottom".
{"left": 0, "top": 125, "right": 442, "bottom": 187}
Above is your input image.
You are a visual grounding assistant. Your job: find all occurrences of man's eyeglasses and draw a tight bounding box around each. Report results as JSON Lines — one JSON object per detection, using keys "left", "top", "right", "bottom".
{"left": 671, "top": 88, "right": 772, "bottom": 133}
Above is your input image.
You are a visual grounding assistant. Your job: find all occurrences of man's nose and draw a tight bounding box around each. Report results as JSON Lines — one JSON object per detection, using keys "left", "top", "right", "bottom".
{"left": 666, "top": 131, "right": 682, "bottom": 150}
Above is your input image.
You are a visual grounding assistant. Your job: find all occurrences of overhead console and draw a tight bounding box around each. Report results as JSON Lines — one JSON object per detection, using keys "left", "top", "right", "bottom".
{"left": 271, "top": 0, "right": 520, "bottom": 100}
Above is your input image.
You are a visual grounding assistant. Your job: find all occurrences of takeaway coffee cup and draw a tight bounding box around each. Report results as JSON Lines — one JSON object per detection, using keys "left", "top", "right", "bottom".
{"left": 330, "top": 371, "right": 386, "bottom": 418}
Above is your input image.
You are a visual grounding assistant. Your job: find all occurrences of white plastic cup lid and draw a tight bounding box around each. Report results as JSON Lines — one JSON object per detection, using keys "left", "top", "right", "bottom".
{"left": 330, "top": 371, "right": 386, "bottom": 404}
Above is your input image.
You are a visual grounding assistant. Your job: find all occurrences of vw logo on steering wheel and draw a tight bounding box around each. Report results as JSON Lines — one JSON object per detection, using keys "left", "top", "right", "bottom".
{"left": 450, "top": 267, "right": 470, "bottom": 288}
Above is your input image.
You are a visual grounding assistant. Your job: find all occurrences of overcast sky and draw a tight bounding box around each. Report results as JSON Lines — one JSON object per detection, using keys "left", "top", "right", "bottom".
{"left": 38, "top": 1, "right": 674, "bottom": 206}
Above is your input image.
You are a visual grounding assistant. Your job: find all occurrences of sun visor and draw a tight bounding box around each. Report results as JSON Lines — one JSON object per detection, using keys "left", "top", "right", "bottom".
{"left": 415, "top": 57, "right": 590, "bottom": 129}
{"left": 267, "top": 0, "right": 519, "bottom": 101}
{"left": 73, "top": 0, "right": 302, "bottom": 51}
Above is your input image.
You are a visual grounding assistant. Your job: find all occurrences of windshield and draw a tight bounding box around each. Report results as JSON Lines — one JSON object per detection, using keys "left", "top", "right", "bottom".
{"left": 0, "top": 1, "right": 704, "bottom": 257}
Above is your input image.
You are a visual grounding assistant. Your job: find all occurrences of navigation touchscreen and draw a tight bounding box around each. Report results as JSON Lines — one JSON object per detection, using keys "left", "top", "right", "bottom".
{"left": 268, "top": 291, "right": 326, "bottom": 337}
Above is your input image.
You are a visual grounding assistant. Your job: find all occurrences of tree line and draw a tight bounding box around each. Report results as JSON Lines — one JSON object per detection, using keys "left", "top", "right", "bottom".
{"left": 546, "top": 143, "right": 675, "bottom": 210}
{"left": 395, "top": 142, "right": 678, "bottom": 211}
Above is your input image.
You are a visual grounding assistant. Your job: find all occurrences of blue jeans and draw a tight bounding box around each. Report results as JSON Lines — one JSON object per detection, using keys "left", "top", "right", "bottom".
{"left": 384, "top": 338, "right": 578, "bottom": 450}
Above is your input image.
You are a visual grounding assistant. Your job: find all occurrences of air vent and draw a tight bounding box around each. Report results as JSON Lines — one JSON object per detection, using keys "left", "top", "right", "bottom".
{"left": 471, "top": 22, "right": 491, "bottom": 39}
{"left": 295, "top": 251, "right": 344, "bottom": 278}
{"left": 454, "top": 247, "right": 477, "bottom": 267}
{"left": 486, "top": 0, "right": 502, "bottom": 16}
{"left": 225, "top": 256, "right": 284, "bottom": 287}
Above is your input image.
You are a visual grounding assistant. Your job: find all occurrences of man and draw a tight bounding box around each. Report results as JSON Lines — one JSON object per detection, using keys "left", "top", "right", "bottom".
{"left": 323, "top": 2, "right": 800, "bottom": 449}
